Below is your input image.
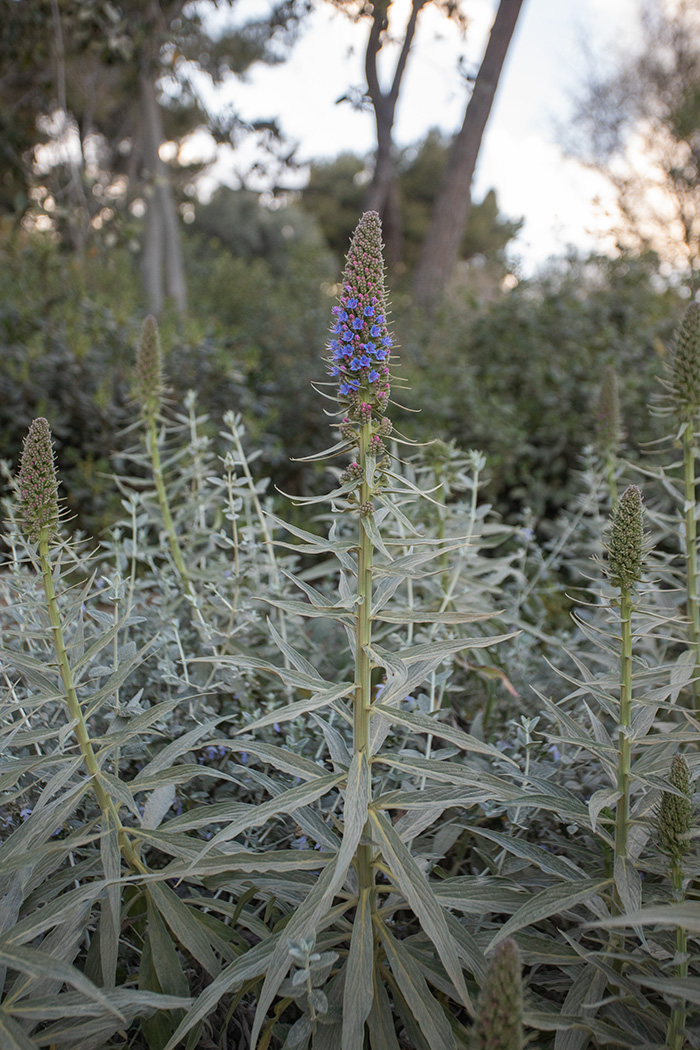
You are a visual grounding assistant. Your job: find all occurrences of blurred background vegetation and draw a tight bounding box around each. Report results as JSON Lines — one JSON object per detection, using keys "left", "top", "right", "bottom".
{"left": 0, "top": 0, "right": 697, "bottom": 537}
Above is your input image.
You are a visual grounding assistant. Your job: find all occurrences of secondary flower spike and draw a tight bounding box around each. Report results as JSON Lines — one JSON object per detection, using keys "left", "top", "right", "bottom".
{"left": 327, "top": 211, "right": 392, "bottom": 415}
{"left": 607, "top": 484, "right": 644, "bottom": 591}
{"left": 18, "top": 417, "right": 60, "bottom": 542}
{"left": 671, "top": 301, "right": 700, "bottom": 419}
{"left": 135, "top": 314, "right": 164, "bottom": 416}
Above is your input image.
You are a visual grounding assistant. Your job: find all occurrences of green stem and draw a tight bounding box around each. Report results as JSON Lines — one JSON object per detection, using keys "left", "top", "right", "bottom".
{"left": 355, "top": 420, "right": 375, "bottom": 901}
{"left": 682, "top": 420, "right": 700, "bottom": 708}
{"left": 39, "top": 532, "right": 145, "bottom": 875}
{"left": 614, "top": 589, "right": 633, "bottom": 865}
{"left": 611, "top": 588, "right": 633, "bottom": 957}
{"left": 667, "top": 861, "right": 687, "bottom": 1050}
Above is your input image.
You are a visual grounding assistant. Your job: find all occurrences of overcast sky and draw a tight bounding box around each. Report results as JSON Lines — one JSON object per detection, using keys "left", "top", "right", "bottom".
{"left": 194, "top": 0, "right": 642, "bottom": 273}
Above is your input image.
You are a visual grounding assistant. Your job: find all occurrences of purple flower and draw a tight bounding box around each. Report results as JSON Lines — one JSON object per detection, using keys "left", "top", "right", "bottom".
{"left": 325, "top": 212, "right": 392, "bottom": 418}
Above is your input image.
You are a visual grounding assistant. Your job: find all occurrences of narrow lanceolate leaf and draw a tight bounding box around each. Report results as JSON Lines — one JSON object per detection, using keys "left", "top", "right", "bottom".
{"left": 250, "top": 752, "right": 371, "bottom": 1050}
{"left": 0, "top": 1012, "right": 36, "bottom": 1050}
{"left": 378, "top": 922, "right": 457, "bottom": 1050}
{"left": 372, "top": 704, "right": 517, "bottom": 766}
{"left": 630, "top": 975, "right": 700, "bottom": 1005}
{"left": 342, "top": 888, "right": 374, "bottom": 1050}
{"left": 235, "top": 681, "right": 353, "bottom": 735}
{"left": 367, "top": 967, "right": 401, "bottom": 1050}
{"left": 192, "top": 771, "right": 343, "bottom": 863}
{"left": 164, "top": 936, "right": 278, "bottom": 1050}
{"left": 100, "top": 811, "right": 121, "bottom": 988}
{"left": 487, "top": 880, "right": 612, "bottom": 950}
{"left": 369, "top": 810, "right": 473, "bottom": 1015}
{"left": 589, "top": 901, "right": 700, "bottom": 930}
{"left": 466, "top": 827, "right": 585, "bottom": 879}
{"left": 8, "top": 988, "right": 194, "bottom": 1020}
{"left": 146, "top": 884, "right": 221, "bottom": 978}
{"left": 223, "top": 739, "right": 325, "bottom": 781}
{"left": 0, "top": 944, "right": 123, "bottom": 1019}
{"left": 373, "top": 608, "right": 505, "bottom": 625}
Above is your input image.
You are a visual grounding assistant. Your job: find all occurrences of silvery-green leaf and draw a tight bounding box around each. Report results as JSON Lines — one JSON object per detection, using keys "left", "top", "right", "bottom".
{"left": 372, "top": 704, "right": 517, "bottom": 766}
{"left": 342, "top": 888, "right": 374, "bottom": 1050}
{"left": 369, "top": 810, "right": 472, "bottom": 1013}
{"left": 250, "top": 752, "right": 370, "bottom": 1050}
{"left": 487, "top": 879, "right": 612, "bottom": 950}
{"left": 378, "top": 923, "right": 456, "bottom": 1050}
{"left": 235, "top": 682, "right": 353, "bottom": 735}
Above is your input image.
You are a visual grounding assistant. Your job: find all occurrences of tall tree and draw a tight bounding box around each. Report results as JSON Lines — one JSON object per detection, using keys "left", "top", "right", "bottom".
{"left": 362, "top": 0, "right": 427, "bottom": 265}
{"left": 1, "top": 0, "right": 310, "bottom": 313}
{"left": 412, "top": 0, "right": 525, "bottom": 310}
{"left": 565, "top": 0, "right": 700, "bottom": 294}
{"left": 330, "top": 0, "right": 468, "bottom": 266}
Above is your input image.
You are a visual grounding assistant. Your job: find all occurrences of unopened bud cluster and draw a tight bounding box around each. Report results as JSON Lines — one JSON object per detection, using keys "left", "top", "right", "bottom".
{"left": 606, "top": 485, "right": 644, "bottom": 591}
{"left": 18, "top": 418, "right": 60, "bottom": 542}
{"left": 670, "top": 302, "right": 700, "bottom": 419}
{"left": 473, "top": 939, "right": 524, "bottom": 1050}
{"left": 657, "top": 754, "right": 693, "bottom": 864}
{"left": 596, "top": 364, "right": 623, "bottom": 453}
{"left": 135, "top": 315, "right": 164, "bottom": 416}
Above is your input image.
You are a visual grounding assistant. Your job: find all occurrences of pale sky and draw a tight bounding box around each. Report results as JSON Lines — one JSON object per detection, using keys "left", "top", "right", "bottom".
{"left": 191, "top": 0, "right": 642, "bottom": 273}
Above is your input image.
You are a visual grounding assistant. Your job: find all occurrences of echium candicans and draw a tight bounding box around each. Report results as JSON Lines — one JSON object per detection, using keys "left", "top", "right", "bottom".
{"left": 327, "top": 211, "right": 393, "bottom": 422}
{"left": 135, "top": 314, "right": 164, "bottom": 419}
{"left": 18, "top": 417, "right": 60, "bottom": 542}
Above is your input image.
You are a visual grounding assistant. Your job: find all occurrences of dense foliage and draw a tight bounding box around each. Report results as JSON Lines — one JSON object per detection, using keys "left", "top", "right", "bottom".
{"left": 1, "top": 208, "right": 700, "bottom": 1049}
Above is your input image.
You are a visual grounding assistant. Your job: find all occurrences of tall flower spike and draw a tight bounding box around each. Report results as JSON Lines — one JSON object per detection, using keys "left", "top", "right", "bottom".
{"left": 607, "top": 484, "right": 644, "bottom": 591}
{"left": 657, "top": 754, "right": 693, "bottom": 864}
{"left": 596, "top": 364, "right": 623, "bottom": 454}
{"left": 135, "top": 314, "right": 164, "bottom": 416}
{"left": 473, "top": 939, "right": 524, "bottom": 1050}
{"left": 670, "top": 301, "right": 700, "bottom": 419}
{"left": 18, "top": 418, "right": 60, "bottom": 543}
{"left": 327, "top": 211, "right": 392, "bottom": 419}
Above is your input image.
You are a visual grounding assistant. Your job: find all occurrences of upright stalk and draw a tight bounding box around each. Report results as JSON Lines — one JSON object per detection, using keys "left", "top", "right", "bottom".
{"left": 605, "top": 486, "right": 644, "bottom": 933}
{"left": 668, "top": 302, "right": 700, "bottom": 710}
{"left": 657, "top": 754, "right": 693, "bottom": 1050}
{"left": 355, "top": 421, "right": 375, "bottom": 895}
{"left": 681, "top": 420, "right": 700, "bottom": 705}
{"left": 614, "top": 589, "right": 633, "bottom": 867}
{"left": 38, "top": 532, "right": 145, "bottom": 874}
{"left": 17, "top": 417, "right": 144, "bottom": 875}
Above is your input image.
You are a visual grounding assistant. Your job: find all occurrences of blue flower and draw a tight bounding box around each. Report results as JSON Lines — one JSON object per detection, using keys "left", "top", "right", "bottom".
{"left": 363, "top": 305, "right": 375, "bottom": 317}
{"left": 368, "top": 370, "right": 379, "bottom": 382}
{"left": 352, "top": 317, "right": 363, "bottom": 330}
{"left": 347, "top": 297, "right": 358, "bottom": 308}
{"left": 341, "top": 330, "right": 354, "bottom": 343}
{"left": 374, "top": 347, "right": 387, "bottom": 360}
{"left": 349, "top": 358, "right": 361, "bottom": 370}
{"left": 370, "top": 324, "right": 381, "bottom": 337}
{"left": 382, "top": 335, "right": 392, "bottom": 347}
{"left": 359, "top": 354, "right": 371, "bottom": 367}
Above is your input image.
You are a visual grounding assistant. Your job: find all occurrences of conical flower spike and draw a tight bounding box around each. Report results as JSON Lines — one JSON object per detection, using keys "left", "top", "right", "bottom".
{"left": 473, "top": 938, "right": 524, "bottom": 1050}
{"left": 596, "top": 364, "right": 623, "bottom": 454}
{"left": 658, "top": 754, "right": 693, "bottom": 864}
{"left": 671, "top": 301, "right": 700, "bottom": 420}
{"left": 327, "top": 211, "right": 392, "bottom": 420}
{"left": 18, "top": 417, "right": 60, "bottom": 542}
{"left": 607, "top": 484, "right": 644, "bottom": 591}
{"left": 135, "top": 314, "right": 164, "bottom": 416}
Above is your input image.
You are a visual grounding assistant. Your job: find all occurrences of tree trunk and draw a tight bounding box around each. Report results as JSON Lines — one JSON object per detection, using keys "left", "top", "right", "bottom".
{"left": 364, "top": 0, "right": 427, "bottom": 266}
{"left": 413, "top": 0, "right": 525, "bottom": 310}
{"left": 139, "top": 71, "right": 187, "bottom": 316}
